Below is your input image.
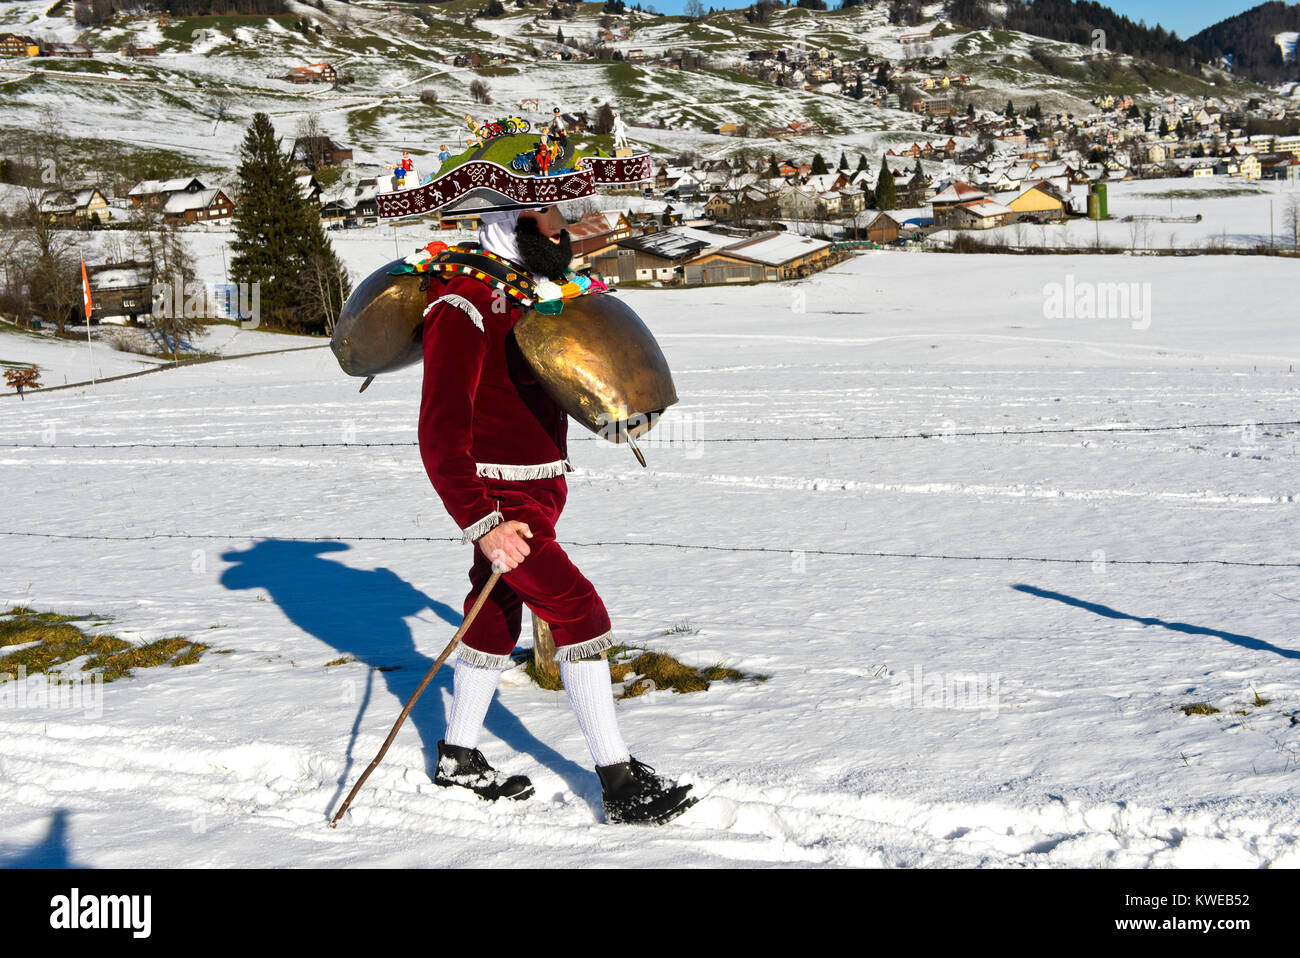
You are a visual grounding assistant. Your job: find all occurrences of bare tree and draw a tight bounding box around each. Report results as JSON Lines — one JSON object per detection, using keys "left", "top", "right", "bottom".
{"left": 16, "top": 189, "right": 80, "bottom": 333}
{"left": 1287, "top": 194, "right": 1300, "bottom": 252}
{"left": 298, "top": 250, "right": 350, "bottom": 336}
{"left": 295, "top": 114, "right": 328, "bottom": 170}
{"left": 128, "top": 207, "right": 204, "bottom": 358}
{"left": 210, "top": 88, "right": 235, "bottom": 136}
{"left": 469, "top": 78, "right": 493, "bottom": 104}
{"left": 685, "top": 0, "right": 704, "bottom": 19}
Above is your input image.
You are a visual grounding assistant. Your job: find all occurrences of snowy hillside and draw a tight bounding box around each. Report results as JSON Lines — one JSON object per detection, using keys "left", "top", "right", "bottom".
{"left": 2, "top": 253, "right": 1298, "bottom": 867}
{"left": 0, "top": 0, "right": 1263, "bottom": 186}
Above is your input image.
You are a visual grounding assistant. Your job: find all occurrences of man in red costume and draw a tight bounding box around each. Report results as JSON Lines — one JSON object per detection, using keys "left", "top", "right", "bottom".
{"left": 417, "top": 204, "right": 695, "bottom": 826}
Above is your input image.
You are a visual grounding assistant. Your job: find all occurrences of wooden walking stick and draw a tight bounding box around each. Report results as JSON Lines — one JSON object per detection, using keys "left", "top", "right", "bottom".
{"left": 329, "top": 569, "right": 502, "bottom": 828}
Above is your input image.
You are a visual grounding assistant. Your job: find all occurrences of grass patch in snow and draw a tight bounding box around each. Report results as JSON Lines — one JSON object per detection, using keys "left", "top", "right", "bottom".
{"left": 0, "top": 607, "right": 212, "bottom": 683}
{"left": 1178, "top": 702, "right": 1221, "bottom": 716}
{"left": 511, "top": 638, "right": 766, "bottom": 698}
{"left": 324, "top": 656, "right": 356, "bottom": 668}
{"left": 1131, "top": 188, "right": 1267, "bottom": 200}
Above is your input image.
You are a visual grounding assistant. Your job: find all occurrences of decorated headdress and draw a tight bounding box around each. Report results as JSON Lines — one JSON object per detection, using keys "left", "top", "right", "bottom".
{"left": 376, "top": 130, "right": 650, "bottom": 219}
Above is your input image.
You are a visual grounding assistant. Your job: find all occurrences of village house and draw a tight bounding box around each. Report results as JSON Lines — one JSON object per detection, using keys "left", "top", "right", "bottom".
{"left": 566, "top": 210, "right": 635, "bottom": 268}
{"left": 588, "top": 231, "right": 708, "bottom": 284}
{"left": 951, "top": 197, "right": 1014, "bottom": 229}
{"left": 930, "top": 181, "right": 988, "bottom": 227}
{"left": 852, "top": 211, "right": 902, "bottom": 245}
{"left": 162, "top": 188, "right": 234, "bottom": 224}
{"left": 683, "top": 232, "right": 833, "bottom": 284}
{"left": 85, "top": 261, "right": 153, "bottom": 323}
{"left": 283, "top": 62, "right": 337, "bottom": 84}
{"left": 292, "top": 136, "right": 354, "bottom": 170}
{"left": 38, "top": 187, "right": 110, "bottom": 226}
{"left": 45, "top": 41, "right": 92, "bottom": 57}
{"left": 1002, "top": 180, "right": 1071, "bottom": 221}
{"left": 0, "top": 33, "right": 40, "bottom": 57}
{"left": 323, "top": 184, "right": 380, "bottom": 228}
{"left": 128, "top": 177, "right": 208, "bottom": 209}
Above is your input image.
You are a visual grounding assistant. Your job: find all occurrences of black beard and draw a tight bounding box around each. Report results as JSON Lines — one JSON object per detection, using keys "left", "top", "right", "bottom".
{"left": 515, "top": 217, "right": 573, "bottom": 281}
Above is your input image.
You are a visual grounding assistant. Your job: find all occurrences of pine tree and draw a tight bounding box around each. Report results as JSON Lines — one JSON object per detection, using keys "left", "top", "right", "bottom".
{"left": 556, "top": 27, "right": 564, "bottom": 43}
{"left": 1004, "top": 99, "right": 1015, "bottom": 119}
{"left": 855, "top": 153, "right": 868, "bottom": 172}
{"left": 230, "top": 113, "right": 349, "bottom": 334}
{"left": 768, "top": 154, "right": 780, "bottom": 177}
{"left": 874, "top": 156, "right": 896, "bottom": 210}
{"left": 838, "top": 151, "right": 848, "bottom": 170}
{"left": 811, "top": 153, "right": 829, "bottom": 175}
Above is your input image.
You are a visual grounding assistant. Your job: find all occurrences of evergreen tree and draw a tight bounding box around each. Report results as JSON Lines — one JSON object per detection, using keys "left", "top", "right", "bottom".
{"left": 966, "top": 103, "right": 975, "bottom": 119}
{"left": 768, "top": 154, "right": 780, "bottom": 177}
{"left": 556, "top": 27, "right": 564, "bottom": 43}
{"left": 811, "top": 153, "right": 829, "bottom": 175}
{"left": 1004, "top": 99, "right": 1015, "bottom": 119}
{"left": 874, "top": 156, "right": 896, "bottom": 210}
{"left": 838, "top": 151, "right": 848, "bottom": 170}
{"left": 230, "top": 113, "right": 349, "bottom": 334}
{"left": 855, "top": 153, "right": 868, "bottom": 172}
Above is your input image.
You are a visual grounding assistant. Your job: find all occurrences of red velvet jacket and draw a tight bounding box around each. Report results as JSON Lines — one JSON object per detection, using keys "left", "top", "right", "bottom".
{"left": 418, "top": 273, "right": 569, "bottom": 541}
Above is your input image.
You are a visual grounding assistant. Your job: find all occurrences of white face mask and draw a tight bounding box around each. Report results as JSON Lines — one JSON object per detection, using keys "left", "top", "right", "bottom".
{"left": 478, "top": 209, "right": 523, "bottom": 265}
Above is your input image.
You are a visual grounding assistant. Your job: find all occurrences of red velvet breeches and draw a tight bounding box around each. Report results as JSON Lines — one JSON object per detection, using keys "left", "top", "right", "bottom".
{"left": 458, "top": 475, "right": 612, "bottom": 658}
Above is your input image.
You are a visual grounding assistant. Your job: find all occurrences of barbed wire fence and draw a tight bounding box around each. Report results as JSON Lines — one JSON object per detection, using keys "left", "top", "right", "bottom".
{"left": 2, "top": 413, "right": 1297, "bottom": 569}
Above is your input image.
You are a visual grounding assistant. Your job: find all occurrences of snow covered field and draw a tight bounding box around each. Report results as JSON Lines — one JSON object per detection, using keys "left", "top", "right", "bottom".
{"left": 1, "top": 252, "right": 1298, "bottom": 867}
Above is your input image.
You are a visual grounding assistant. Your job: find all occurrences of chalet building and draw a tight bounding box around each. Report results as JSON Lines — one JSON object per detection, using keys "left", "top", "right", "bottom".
{"left": 284, "top": 62, "right": 337, "bottom": 84}
{"left": 1000, "top": 181, "right": 1070, "bottom": 221}
{"left": 162, "top": 188, "right": 234, "bottom": 224}
{"left": 0, "top": 34, "right": 40, "bottom": 57}
{"left": 292, "top": 136, "right": 354, "bottom": 170}
{"left": 296, "top": 174, "right": 322, "bottom": 208}
{"left": 850, "top": 211, "right": 901, "bottom": 245}
{"left": 951, "top": 198, "right": 1014, "bottom": 229}
{"left": 121, "top": 43, "right": 158, "bottom": 58}
{"left": 128, "top": 177, "right": 207, "bottom": 209}
{"left": 930, "top": 181, "right": 988, "bottom": 227}
{"left": 589, "top": 232, "right": 709, "bottom": 284}
{"left": 86, "top": 261, "right": 152, "bottom": 323}
{"left": 1233, "top": 154, "right": 1261, "bottom": 179}
{"left": 38, "top": 187, "right": 109, "bottom": 226}
{"left": 683, "top": 232, "right": 833, "bottom": 285}
{"left": 566, "top": 210, "right": 634, "bottom": 266}
{"left": 321, "top": 185, "right": 380, "bottom": 228}
{"left": 1260, "top": 154, "right": 1300, "bottom": 181}
{"left": 45, "top": 42, "right": 92, "bottom": 58}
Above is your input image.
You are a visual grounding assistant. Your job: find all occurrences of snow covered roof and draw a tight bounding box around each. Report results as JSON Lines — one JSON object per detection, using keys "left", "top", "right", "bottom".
{"left": 957, "top": 198, "right": 1013, "bottom": 218}
{"left": 89, "top": 266, "right": 150, "bottom": 290}
{"left": 38, "top": 188, "right": 101, "bottom": 212}
{"left": 716, "top": 232, "right": 831, "bottom": 266}
{"left": 129, "top": 177, "right": 205, "bottom": 196}
{"left": 931, "top": 181, "right": 986, "bottom": 204}
{"left": 162, "top": 188, "right": 225, "bottom": 213}
{"left": 618, "top": 231, "right": 710, "bottom": 260}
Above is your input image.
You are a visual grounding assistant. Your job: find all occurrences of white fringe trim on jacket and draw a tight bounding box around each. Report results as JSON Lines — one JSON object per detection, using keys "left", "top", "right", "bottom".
{"left": 552, "top": 629, "right": 617, "bottom": 663}
{"left": 475, "top": 459, "right": 571, "bottom": 481}
{"left": 427, "top": 293, "right": 484, "bottom": 331}
{"left": 460, "top": 508, "right": 503, "bottom": 544}
{"left": 455, "top": 646, "right": 516, "bottom": 670}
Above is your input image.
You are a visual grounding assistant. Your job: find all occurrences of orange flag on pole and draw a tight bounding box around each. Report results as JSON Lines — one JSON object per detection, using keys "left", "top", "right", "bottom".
{"left": 80, "top": 257, "right": 92, "bottom": 322}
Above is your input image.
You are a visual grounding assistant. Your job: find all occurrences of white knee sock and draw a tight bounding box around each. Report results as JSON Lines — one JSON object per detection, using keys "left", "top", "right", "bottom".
{"left": 444, "top": 658, "right": 505, "bottom": 749}
{"left": 560, "top": 659, "right": 631, "bottom": 768}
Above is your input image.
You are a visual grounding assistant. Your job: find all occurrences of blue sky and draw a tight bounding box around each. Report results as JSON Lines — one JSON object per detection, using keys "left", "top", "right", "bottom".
{"left": 647, "top": 1, "right": 1271, "bottom": 41}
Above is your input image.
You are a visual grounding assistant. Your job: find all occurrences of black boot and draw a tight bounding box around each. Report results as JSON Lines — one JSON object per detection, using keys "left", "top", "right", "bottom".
{"left": 596, "top": 757, "right": 697, "bottom": 825}
{"left": 434, "top": 740, "right": 534, "bottom": 802}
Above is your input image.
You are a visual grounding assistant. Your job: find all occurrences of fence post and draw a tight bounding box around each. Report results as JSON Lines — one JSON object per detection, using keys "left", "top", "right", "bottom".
{"left": 532, "top": 614, "right": 559, "bottom": 679}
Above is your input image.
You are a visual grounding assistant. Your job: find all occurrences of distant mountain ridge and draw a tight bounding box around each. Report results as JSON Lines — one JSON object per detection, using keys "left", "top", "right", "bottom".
{"left": 1188, "top": 1, "right": 1300, "bottom": 82}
